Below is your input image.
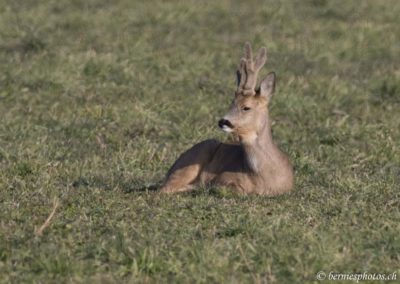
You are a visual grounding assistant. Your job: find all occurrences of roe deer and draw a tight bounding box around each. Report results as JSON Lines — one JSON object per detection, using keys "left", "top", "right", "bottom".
{"left": 160, "top": 43, "right": 294, "bottom": 195}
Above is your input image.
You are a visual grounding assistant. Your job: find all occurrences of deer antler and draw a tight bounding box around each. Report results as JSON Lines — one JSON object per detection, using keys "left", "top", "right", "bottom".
{"left": 237, "top": 42, "right": 267, "bottom": 96}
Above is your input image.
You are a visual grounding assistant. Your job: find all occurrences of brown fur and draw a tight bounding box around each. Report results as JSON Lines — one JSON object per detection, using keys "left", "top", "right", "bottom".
{"left": 160, "top": 43, "right": 294, "bottom": 195}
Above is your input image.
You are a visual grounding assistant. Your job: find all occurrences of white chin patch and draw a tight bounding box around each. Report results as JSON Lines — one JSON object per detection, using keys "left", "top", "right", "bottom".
{"left": 221, "top": 125, "right": 233, "bottom": 133}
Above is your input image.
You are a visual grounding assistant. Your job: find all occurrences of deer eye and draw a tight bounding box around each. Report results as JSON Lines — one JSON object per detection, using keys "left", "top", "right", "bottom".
{"left": 242, "top": 106, "right": 251, "bottom": 111}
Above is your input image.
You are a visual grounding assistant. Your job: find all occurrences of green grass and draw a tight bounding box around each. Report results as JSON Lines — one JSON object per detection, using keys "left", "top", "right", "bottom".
{"left": 1, "top": 0, "right": 400, "bottom": 282}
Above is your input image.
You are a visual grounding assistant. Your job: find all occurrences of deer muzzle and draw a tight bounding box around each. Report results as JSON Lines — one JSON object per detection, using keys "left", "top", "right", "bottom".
{"left": 218, "top": 119, "right": 234, "bottom": 133}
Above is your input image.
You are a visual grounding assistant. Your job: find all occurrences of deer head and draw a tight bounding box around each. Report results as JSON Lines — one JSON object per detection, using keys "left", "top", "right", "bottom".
{"left": 218, "top": 42, "right": 276, "bottom": 141}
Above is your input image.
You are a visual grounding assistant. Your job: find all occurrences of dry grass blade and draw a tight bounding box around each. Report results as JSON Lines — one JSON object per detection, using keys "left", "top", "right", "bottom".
{"left": 35, "top": 198, "right": 60, "bottom": 236}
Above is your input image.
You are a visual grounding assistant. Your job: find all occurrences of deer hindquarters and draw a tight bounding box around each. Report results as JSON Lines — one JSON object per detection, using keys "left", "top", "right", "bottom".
{"left": 160, "top": 139, "right": 220, "bottom": 193}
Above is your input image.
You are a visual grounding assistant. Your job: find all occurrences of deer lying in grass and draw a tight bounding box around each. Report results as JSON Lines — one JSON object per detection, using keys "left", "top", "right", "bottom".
{"left": 160, "top": 43, "right": 294, "bottom": 195}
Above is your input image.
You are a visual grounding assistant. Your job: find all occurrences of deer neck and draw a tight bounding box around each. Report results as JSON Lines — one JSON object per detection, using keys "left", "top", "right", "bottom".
{"left": 240, "top": 115, "right": 279, "bottom": 172}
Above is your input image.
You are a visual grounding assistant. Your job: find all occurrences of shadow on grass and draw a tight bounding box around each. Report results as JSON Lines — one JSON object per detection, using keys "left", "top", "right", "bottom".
{"left": 70, "top": 175, "right": 161, "bottom": 193}
{"left": 106, "top": 178, "right": 164, "bottom": 193}
{"left": 127, "top": 184, "right": 296, "bottom": 201}
{"left": 123, "top": 183, "right": 240, "bottom": 197}
{"left": 125, "top": 183, "right": 160, "bottom": 193}
{"left": 71, "top": 175, "right": 296, "bottom": 201}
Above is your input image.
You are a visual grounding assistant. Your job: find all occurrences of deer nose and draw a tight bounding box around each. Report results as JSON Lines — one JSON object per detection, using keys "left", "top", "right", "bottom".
{"left": 218, "top": 119, "right": 233, "bottom": 129}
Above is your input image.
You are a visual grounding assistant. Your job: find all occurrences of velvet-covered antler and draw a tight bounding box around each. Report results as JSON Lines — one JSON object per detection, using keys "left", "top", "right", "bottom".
{"left": 236, "top": 42, "right": 267, "bottom": 96}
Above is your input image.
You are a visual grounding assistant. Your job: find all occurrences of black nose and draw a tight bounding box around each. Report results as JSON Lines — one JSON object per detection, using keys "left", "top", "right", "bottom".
{"left": 218, "top": 119, "right": 233, "bottom": 129}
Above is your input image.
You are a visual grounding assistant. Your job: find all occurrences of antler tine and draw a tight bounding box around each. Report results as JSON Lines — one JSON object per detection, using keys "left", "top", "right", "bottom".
{"left": 255, "top": 47, "right": 267, "bottom": 70}
{"left": 244, "top": 42, "right": 253, "bottom": 66}
{"left": 237, "top": 43, "right": 268, "bottom": 96}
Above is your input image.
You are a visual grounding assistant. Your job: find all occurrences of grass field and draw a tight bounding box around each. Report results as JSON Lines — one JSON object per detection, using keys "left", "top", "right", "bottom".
{"left": 1, "top": 0, "right": 400, "bottom": 282}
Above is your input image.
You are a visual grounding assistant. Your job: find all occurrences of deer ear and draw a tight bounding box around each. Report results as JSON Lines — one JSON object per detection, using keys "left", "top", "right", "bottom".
{"left": 260, "top": 72, "right": 276, "bottom": 99}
